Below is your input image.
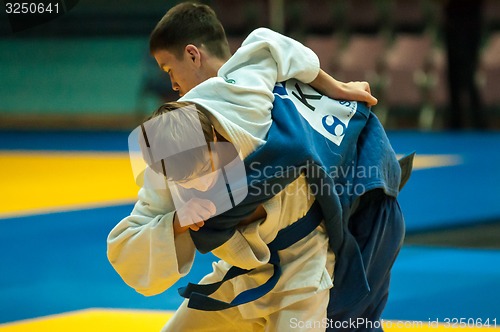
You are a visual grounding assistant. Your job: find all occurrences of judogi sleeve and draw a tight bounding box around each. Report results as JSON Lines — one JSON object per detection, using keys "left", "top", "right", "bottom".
{"left": 180, "top": 28, "right": 320, "bottom": 157}
{"left": 239, "top": 27, "right": 320, "bottom": 83}
{"left": 106, "top": 168, "right": 196, "bottom": 296}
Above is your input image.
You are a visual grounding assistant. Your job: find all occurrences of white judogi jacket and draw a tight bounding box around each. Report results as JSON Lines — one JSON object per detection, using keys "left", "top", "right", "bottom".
{"left": 107, "top": 28, "right": 335, "bottom": 319}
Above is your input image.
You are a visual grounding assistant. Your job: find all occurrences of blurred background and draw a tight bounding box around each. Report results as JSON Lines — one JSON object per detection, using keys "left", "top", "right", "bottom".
{"left": 0, "top": 0, "right": 499, "bottom": 330}
{"left": 0, "top": 0, "right": 499, "bottom": 130}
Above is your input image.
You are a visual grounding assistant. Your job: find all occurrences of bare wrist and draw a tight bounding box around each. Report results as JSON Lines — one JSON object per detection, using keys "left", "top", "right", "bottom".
{"left": 173, "top": 211, "right": 188, "bottom": 235}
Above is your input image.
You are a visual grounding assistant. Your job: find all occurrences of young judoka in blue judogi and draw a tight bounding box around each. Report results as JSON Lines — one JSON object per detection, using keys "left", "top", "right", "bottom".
{"left": 107, "top": 3, "right": 412, "bottom": 331}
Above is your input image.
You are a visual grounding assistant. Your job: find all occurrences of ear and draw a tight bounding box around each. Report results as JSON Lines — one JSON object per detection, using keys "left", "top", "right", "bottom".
{"left": 184, "top": 44, "right": 201, "bottom": 67}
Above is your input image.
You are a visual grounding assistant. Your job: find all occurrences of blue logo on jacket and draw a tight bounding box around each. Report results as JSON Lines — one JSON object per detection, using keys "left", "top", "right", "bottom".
{"left": 274, "top": 80, "right": 357, "bottom": 146}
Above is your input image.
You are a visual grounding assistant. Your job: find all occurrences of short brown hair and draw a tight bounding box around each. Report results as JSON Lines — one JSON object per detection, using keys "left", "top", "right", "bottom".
{"left": 150, "top": 101, "right": 214, "bottom": 144}
{"left": 149, "top": 2, "right": 231, "bottom": 60}
{"left": 144, "top": 101, "right": 216, "bottom": 182}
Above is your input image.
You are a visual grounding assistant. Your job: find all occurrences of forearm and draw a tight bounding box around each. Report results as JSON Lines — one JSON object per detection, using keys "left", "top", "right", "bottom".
{"left": 310, "top": 69, "right": 378, "bottom": 106}
{"left": 309, "top": 69, "right": 343, "bottom": 96}
{"left": 240, "top": 29, "right": 377, "bottom": 106}
{"left": 107, "top": 188, "right": 196, "bottom": 296}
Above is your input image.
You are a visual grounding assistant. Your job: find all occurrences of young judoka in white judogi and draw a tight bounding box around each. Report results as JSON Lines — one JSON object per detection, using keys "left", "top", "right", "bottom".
{"left": 107, "top": 3, "right": 379, "bottom": 332}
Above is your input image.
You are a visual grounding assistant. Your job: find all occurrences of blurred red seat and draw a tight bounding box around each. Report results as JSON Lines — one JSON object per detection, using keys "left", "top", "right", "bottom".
{"left": 336, "top": 34, "right": 387, "bottom": 84}
{"left": 381, "top": 33, "right": 434, "bottom": 128}
{"left": 212, "top": 0, "right": 269, "bottom": 35}
{"left": 344, "top": 0, "right": 386, "bottom": 34}
{"left": 479, "top": 32, "right": 500, "bottom": 109}
{"left": 388, "top": 0, "right": 428, "bottom": 33}
{"left": 304, "top": 34, "right": 341, "bottom": 76}
{"left": 484, "top": 0, "right": 500, "bottom": 32}
{"left": 302, "top": 0, "right": 339, "bottom": 34}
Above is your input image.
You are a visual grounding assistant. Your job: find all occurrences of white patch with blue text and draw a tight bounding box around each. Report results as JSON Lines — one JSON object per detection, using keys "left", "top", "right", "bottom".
{"left": 274, "top": 80, "right": 357, "bottom": 146}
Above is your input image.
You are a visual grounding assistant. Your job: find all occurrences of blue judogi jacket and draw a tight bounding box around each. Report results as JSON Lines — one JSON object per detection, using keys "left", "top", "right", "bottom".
{"left": 185, "top": 80, "right": 405, "bottom": 311}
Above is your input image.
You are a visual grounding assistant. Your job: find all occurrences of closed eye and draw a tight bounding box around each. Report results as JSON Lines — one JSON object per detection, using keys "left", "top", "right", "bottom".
{"left": 174, "top": 161, "right": 213, "bottom": 184}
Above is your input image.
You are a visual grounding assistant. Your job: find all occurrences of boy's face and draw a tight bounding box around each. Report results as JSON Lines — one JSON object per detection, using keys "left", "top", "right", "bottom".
{"left": 153, "top": 47, "right": 204, "bottom": 97}
{"left": 172, "top": 147, "right": 219, "bottom": 192}
{"left": 176, "top": 170, "right": 220, "bottom": 192}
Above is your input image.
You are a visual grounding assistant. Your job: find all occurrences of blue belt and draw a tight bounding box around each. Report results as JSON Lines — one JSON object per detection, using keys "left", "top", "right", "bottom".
{"left": 178, "top": 201, "right": 323, "bottom": 311}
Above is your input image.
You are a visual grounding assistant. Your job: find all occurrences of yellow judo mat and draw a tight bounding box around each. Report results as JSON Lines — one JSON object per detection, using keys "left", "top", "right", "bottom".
{"left": 0, "top": 151, "right": 137, "bottom": 218}
{"left": 0, "top": 151, "right": 459, "bottom": 218}
{"left": 0, "top": 309, "right": 497, "bottom": 331}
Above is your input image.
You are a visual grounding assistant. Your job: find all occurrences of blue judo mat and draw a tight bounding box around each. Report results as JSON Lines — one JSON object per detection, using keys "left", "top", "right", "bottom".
{"left": 0, "top": 130, "right": 499, "bottom": 323}
{"left": 390, "top": 131, "right": 500, "bottom": 232}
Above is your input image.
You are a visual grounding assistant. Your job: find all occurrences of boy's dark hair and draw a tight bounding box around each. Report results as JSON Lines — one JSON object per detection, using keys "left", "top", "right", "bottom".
{"left": 149, "top": 2, "right": 231, "bottom": 60}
